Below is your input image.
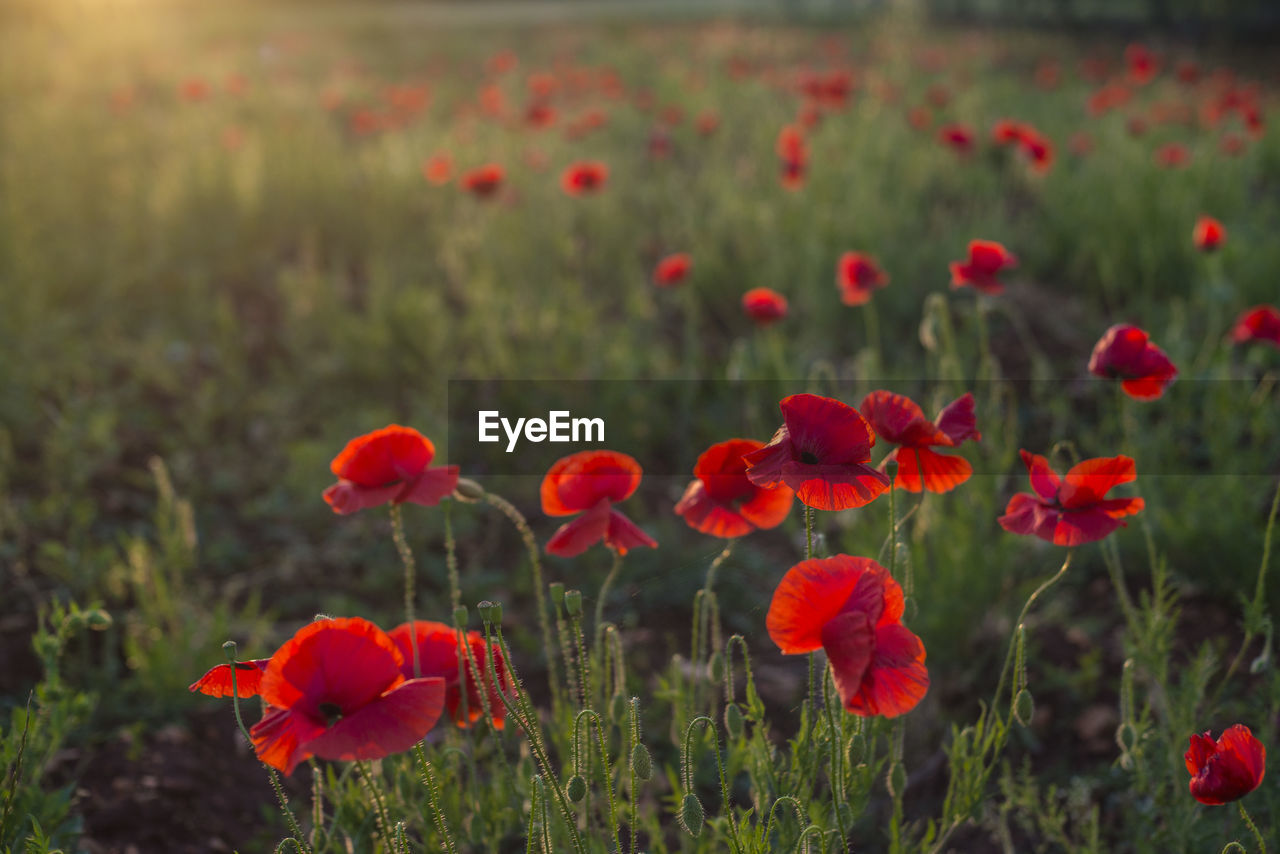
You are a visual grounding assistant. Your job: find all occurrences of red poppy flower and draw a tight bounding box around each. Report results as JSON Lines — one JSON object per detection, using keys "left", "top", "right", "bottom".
{"left": 460, "top": 163, "right": 504, "bottom": 198}
{"left": 744, "top": 393, "right": 890, "bottom": 512}
{"left": 541, "top": 450, "right": 656, "bottom": 557}
{"left": 1019, "top": 130, "right": 1054, "bottom": 173}
{"left": 189, "top": 658, "right": 270, "bottom": 699}
{"left": 741, "top": 287, "right": 789, "bottom": 326}
{"left": 180, "top": 77, "right": 210, "bottom": 102}
{"left": 837, "top": 252, "right": 889, "bottom": 306}
{"left": 949, "top": 240, "right": 1017, "bottom": 295}
{"left": 907, "top": 106, "right": 932, "bottom": 131}
{"left": 1125, "top": 43, "right": 1158, "bottom": 85}
{"left": 1154, "top": 143, "right": 1190, "bottom": 168}
{"left": 938, "top": 123, "right": 975, "bottom": 153}
{"left": 249, "top": 618, "right": 446, "bottom": 775}
{"left": 1088, "top": 324, "right": 1178, "bottom": 400}
{"left": 1232, "top": 305, "right": 1280, "bottom": 348}
{"left": 860, "top": 391, "right": 980, "bottom": 493}
{"left": 653, "top": 253, "right": 692, "bottom": 288}
{"left": 992, "top": 119, "right": 1028, "bottom": 145}
{"left": 776, "top": 125, "right": 808, "bottom": 190}
{"left": 675, "top": 439, "right": 794, "bottom": 538}
{"left": 422, "top": 153, "right": 452, "bottom": 185}
{"left": 1193, "top": 215, "right": 1225, "bottom": 252}
{"left": 523, "top": 101, "right": 557, "bottom": 129}
{"left": 561, "top": 161, "right": 608, "bottom": 196}
{"left": 1185, "top": 725, "right": 1266, "bottom": 805}
{"left": 388, "top": 621, "right": 512, "bottom": 730}
{"left": 696, "top": 110, "right": 720, "bottom": 135}
{"left": 1087, "top": 83, "right": 1131, "bottom": 116}
{"left": 323, "top": 425, "right": 460, "bottom": 515}
{"left": 1220, "top": 133, "right": 1247, "bottom": 157}
{"left": 999, "top": 450, "right": 1144, "bottom": 546}
{"left": 767, "top": 556, "right": 928, "bottom": 717}
{"left": 487, "top": 50, "right": 518, "bottom": 75}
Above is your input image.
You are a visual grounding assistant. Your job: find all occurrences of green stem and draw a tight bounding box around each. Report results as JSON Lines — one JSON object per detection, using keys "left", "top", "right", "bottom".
{"left": 805, "top": 505, "right": 814, "bottom": 560}
{"left": 703, "top": 541, "right": 736, "bottom": 594}
{"left": 682, "top": 717, "right": 747, "bottom": 854}
{"left": 443, "top": 500, "right": 461, "bottom": 612}
{"left": 389, "top": 504, "right": 420, "bottom": 678}
{"left": 414, "top": 744, "right": 459, "bottom": 854}
{"left": 991, "top": 551, "right": 1074, "bottom": 724}
{"left": 822, "top": 668, "right": 849, "bottom": 846}
{"left": 1239, "top": 801, "right": 1268, "bottom": 854}
{"left": 356, "top": 761, "right": 396, "bottom": 854}
{"left": 596, "top": 548, "right": 624, "bottom": 639}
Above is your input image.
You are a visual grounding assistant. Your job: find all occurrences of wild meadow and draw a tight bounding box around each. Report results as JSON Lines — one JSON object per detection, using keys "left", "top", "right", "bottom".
{"left": 2, "top": 1, "right": 1279, "bottom": 851}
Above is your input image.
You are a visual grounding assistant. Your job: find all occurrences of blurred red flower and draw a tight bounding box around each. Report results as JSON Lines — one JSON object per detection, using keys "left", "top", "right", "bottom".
{"left": 860, "top": 391, "right": 980, "bottom": 493}
{"left": 653, "top": 253, "right": 692, "bottom": 288}
{"left": 460, "top": 163, "right": 504, "bottom": 198}
{"left": 1193, "top": 215, "right": 1225, "bottom": 252}
{"left": 999, "top": 450, "right": 1144, "bottom": 546}
{"left": 1185, "top": 725, "right": 1266, "bottom": 805}
{"left": 675, "top": 439, "right": 794, "bottom": 537}
{"left": 1231, "top": 305, "right": 1280, "bottom": 348}
{"left": 1154, "top": 143, "right": 1191, "bottom": 168}
{"left": 992, "top": 119, "right": 1027, "bottom": 145}
{"left": 1125, "top": 43, "right": 1158, "bottom": 85}
{"left": 776, "top": 125, "right": 808, "bottom": 190}
{"left": 323, "top": 425, "right": 460, "bottom": 515}
{"left": 938, "top": 123, "right": 975, "bottom": 153}
{"left": 388, "top": 621, "right": 512, "bottom": 730}
{"left": 744, "top": 393, "right": 889, "bottom": 511}
{"left": 422, "top": 153, "right": 453, "bottom": 185}
{"left": 1069, "top": 132, "right": 1095, "bottom": 157}
{"left": 250, "top": 618, "right": 446, "bottom": 775}
{"left": 696, "top": 109, "right": 720, "bottom": 135}
{"left": 541, "top": 450, "right": 655, "bottom": 557}
{"left": 949, "top": 240, "right": 1017, "bottom": 295}
{"left": 741, "top": 287, "right": 789, "bottom": 326}
{"left": 836, "top": 252, "right": 889, "bottom": 306}
{"left": 767, "top": 555, "right": 928, "bottom": 717}
{"left": 561, "top": 161, "right": 608, "bottom": 196}
{"left": 180, "top": 77, "right": 210, "bottom": 102}
{"left": 1088, "top": 324, "right": 1178, "bottom": 400}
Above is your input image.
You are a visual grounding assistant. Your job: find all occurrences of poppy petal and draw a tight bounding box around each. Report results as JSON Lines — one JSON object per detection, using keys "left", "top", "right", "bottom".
{"left": 1059, "top": 455, "right": 1136, "bottom": 508}
{"left": 189, "top": 659, "right": 270, "bottom": 699}
{"left": 323, "top": 481, "right": 403, "bottom": 515}
{"left": 546, "top": 501, "right": 611, "bottom": 557}
{"left": 766, "top": 556, "right": 890, "bottom": 654}
{"left": 935, "top": 393, "right": 981, "bottom": 444}
{"left": 820, "top": 610, "right": 875, "bottom": 706}
{"left": 301, "top": 676, "right": 445, "bottom": 767}
{"left": 1052, "top": 507, "right": 1125, "bottom": 546}
{"left": 780, "top": 394, "right": 876, "bottom": 465}
{"left": 998, "top": 492, "right": 1058, "bottom": 542}
{"left": 330, "top": 425, "right": 433, "bottom": 487}
{"left": 605, "top": 509, "right": 657, "bottom": 554}
{"left": 1097, "top": 497, "right": 1145, "bottom": 519}
{"left": 742, "top": 428, "right": 793, "bottom": 489}
{"left": 541, "top": 451, "right": 642, "bottom": 515}
{"left": 899, "top": 446, "right": 973, "bottom": 494}
{"left": 400, "top": 466, "right": 461, "bottom": 507}
{"left": 860, "top": 391, "right": 945, "bottom": 447}
{"left": 786, "top": 463, "right": 890, "bottom": 511}
{"left": 845, "top": 623, "right": 929, "bottom": 717}
{"left": 251, "top": 705, "right": 328, "bottom": 776}
{"left": 259, "top": 617, "right": 405, "bottom": 713}
{"left": 737, "top": 482, "right": 795, "bottom": 531}
{"left": 1019, "top": 449, "right": 1062, "bottom": 500}
{"left": 675, "top": 480, "right": 755, "bottom": 538}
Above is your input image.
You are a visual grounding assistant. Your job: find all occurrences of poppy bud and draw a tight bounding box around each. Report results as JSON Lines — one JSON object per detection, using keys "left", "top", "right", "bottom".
{"left": 477, "top": 601, "right": 503, "bottom": 625}
{"left": 85, "top": 609, "right": 113, "bottom": 630}
{"left": 550, "top": 582, "right": 565, "bottom": 607}
{"left": 222, "top": 640, "right": 238, "bottom": 660}
{"left": 631, "top": 743, "right": 653, "bottom": 780}
{"left": 609, "top": 693, "right": 627, "bottom": 724}
{"left": 453, "top": 478, "right": 485, "bottom": 502}
{"left": 564, "top": 589, "right": 584, "bottom": 618}
{"left": 453, "top": 605, "right": 469, "bottom": 627}
{"left": 679, "top": 792, "right": 704, "bottom": 836}
{"left": 724, "top": 703, "right": 744, "bottom": 739}
{"left": 566, "top": 774, "right": 587, "bottom": 802}
{"left": 884, "top": 458, "right": 899, "bottom": 477}
{"left": 1013, "top": 688, "right": 1035, "bottom": 726}
{"left": 887, "top": 762, "right": 908, "bottom": 799}
{"left": 708, "top": 652, "right": 725, "bottom": 682}
{"left": 846, "top": 732, "right": 867, "bottom": 766}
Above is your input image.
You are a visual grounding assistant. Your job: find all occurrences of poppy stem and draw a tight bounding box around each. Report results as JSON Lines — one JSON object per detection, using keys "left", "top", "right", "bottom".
{"left": 993, "top": 550, "right": 1074, "bottom": 725}
{"left": 443, "top": 500, "right": 461, "bottom": 613}
{"left": 887, "top": 480, "right": 898, "bottom": 579}
{"left": 1238, "top": 801, "right": 1267, "bottom": 854}
{"left": 388, "top": 504, "right": 421, "bottom": 679}
{"left": 483, "top": 492, "right": 564, "bottom": 720}
{"left": 595, "top": 548, "right": 624, "bottom": 642}
{"left": 703, "top": 541, "right": 735, "bottom": 594}
{"left": 821, "top": 667, "right": 850, "bottom": 846}
{"left": 356, "top": 761, "right": 396, "bottom": 854}
{"left": 414, "top": 744, "right": 459, "bottom": 854}
{"left": 805, "top": 505, "right": 814, "bottom": 560}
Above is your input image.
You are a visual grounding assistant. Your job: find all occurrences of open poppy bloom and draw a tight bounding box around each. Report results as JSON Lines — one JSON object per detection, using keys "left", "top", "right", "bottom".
{"left": 323, "top": 425, "right": 459, "bottom": 515}
{"left": 675, "top": 439, "right": 794, "bottom": 538}
{"left": 460, "top": 163, "right": 504, "bottom": 198}
{"left": 938, "top": 123, "right": 975, "bottom": 153}
{"left": 767, "top": 555, "right": 928, "bottom": 717}
{"left": 742, "top": 288, "right": 789, "bottom": 326}
{"left": 1185, "top": 724, "right": 1266, "bottom": 805}
{"left": 1193, "top": 215, "right": 1225, "bottom": 252}
{"left": 950, "top": 240, "right": 1017, "bottom": 294}
{"left": 653, "top": 253, "right": 692, "bottom": 288}
{"left": 991, "top": 119, "right": 1027, "bottom": 145}
{"left": 1088, "top": 324, "right": 1178, "bottom": 400}
{"left": 999, "top": 450, "right": 1144, "bottom": 546}
{"left": 541, "top": 450, "right": 656, "bottom": 557}
{"left": 249, "top": 618, "right": 446, "bottom": 775}
{"left": 388, "top": 621, "right": 512, "bottom": 730}
{"left": 776, "top": 125, "right": 808, "bottom": 190}
{"left": 860, "top": 391, "right": 980, "bottom": 493}
{"left": 837, "top": 252, "right": 889, "bottom": 306}
{"left": 560, "top": 161, "right": 608, "bottom": 195}
{"left": 1019, "top": 130, "right": 1054, "bottom": 173}
{"left": 1231, "top": 305, "right": 1280, "bottom": 348}
{"left": 745, "top": 393, "right": 890, "bottom": 512}
{"left": 189, "top": 658, "right": 270, "bottom": 699}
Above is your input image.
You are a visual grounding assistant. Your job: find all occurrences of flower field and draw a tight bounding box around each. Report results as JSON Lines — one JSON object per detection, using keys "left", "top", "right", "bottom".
{"left": 2, "top": 1, "right": 1279, "bottom": 852}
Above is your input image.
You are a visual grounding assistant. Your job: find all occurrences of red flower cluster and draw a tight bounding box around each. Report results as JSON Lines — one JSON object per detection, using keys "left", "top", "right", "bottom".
{"left": 767, "top": 556, "right": 928, "bottom": 717}
{"left": 1185, "top": 724, "right": 1266, "bottom": 805}
{"left": 745, "top": 393, "right": 889, "bottom": 511}
{"left": 999, "top": 450, "right": 1144, "bottom": 546}
{"left": 1088, "top": 324, "right": 1177, "bottom": 400}
{"left": 860, "top": 391, "right": 980, "bottom": 493}
{"left": 541, "top": 450, "right": 656, "bottom": 557}
{"left": 388, "top": 621, "right": 512, "bottom": 730}
{"left": 950, "top": 240, "right": 1017, "bottom": 294}
{"left": 323, "top": 426, "right": 459, "bottom": 515}
{"left": 460, "top": 163, "right": 504, "bottom": 198}
{"left": 675, "top": 439, "right": 794, "bottom": 537}
{"left": 991, "top": 120, "right": 1054, "bottom": 173}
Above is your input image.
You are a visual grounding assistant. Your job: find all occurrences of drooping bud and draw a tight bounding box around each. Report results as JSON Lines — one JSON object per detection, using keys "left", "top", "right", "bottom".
{"left": 566, "top": 774, "right": 587, "bottom": 802}
{"left": 679, "top": 793, "right": 704, "bottom": 837}
{"left": 887, "top": 762, "right": 908, "bottom": 799}
{"left": 724, "top": 703, "right": 744, "bottom": 740}
{"left": 452, "top": 478, "right": 485, "bottom": 502}
{"left": 1013, "top": 688, "right": 1035, "bottom": 726}
{"left": 846, "top": 732, "right": 867, "bottom": 767}
{"left": 631, "top": 743, "right": 653, "bottom": 781}
{"left": 707, "top": 652, "right": 725, "bottom": 683}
